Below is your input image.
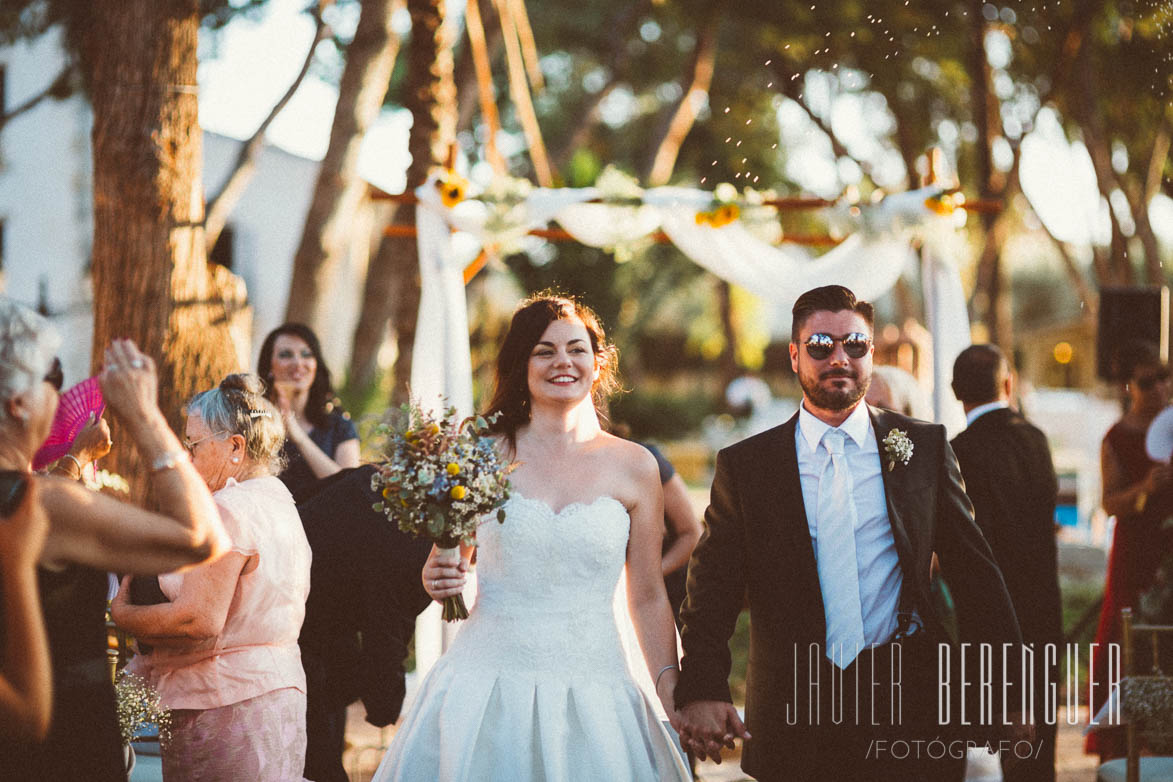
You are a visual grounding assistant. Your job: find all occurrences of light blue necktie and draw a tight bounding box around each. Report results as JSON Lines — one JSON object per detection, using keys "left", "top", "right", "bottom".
{"left": 816, "top": 428, "right": 867, "bottom": 666}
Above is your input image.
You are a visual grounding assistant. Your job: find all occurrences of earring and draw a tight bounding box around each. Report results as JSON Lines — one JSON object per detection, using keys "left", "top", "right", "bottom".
{"left": 231, "top": 457, "right": 240, "bottom": 463}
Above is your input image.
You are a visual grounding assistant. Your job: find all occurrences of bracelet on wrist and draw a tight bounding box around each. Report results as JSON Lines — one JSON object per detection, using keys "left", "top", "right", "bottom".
{"left": 58, "top": 453, "right": 85, "bottom": 480}
{"left": 149, "top": 449, "right": 190, "bottom": 473}
{"left": 655, "top": 664, "right": 679, "bottom": 690}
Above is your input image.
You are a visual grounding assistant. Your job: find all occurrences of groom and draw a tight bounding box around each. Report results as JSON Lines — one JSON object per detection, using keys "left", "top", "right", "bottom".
{"left": 675, "top": 285, "right": 1025, "bottom": 781}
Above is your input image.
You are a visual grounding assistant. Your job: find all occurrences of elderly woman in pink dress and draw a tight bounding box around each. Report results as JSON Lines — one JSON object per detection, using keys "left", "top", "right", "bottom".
{"left": 111, "top": 373, "right": 312, "bottom": 781}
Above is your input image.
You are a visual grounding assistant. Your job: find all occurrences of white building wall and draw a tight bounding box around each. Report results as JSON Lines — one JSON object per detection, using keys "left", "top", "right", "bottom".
{"left": 0, "top": 28, "right": 94, "bottom": 386}
{"left": 0, "top": 30, "right": 373, "bottom": 389}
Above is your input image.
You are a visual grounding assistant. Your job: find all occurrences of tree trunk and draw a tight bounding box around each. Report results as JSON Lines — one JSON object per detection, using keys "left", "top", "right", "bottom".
{"left": 346, "top": 204, "right": 400, "bottom": 396}
{"left": 284, "top": 0, "right": 405, "bottom": 332}
{"left": 80, "top": 0, "right": 249, "bottom": 500}
{"left": 386, "top": 0, "right": 457, "bottom": 406}
{"left": 716, "top": 280, "right": 739, "bottom": 392}
{"left": 644, "top": 1, "right": 724, "bottom": 186}
{"left": 1118, "top": 126, "right": 1170, "bottom": 286}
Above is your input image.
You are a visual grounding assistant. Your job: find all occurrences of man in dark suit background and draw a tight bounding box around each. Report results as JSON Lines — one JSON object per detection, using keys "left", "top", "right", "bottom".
{"left": 675, "top": 286, "right": 1025, "bottom": 782}
{"left": 296, "top": 465, "right": 434, "bottom": 782}
{"left": 951, "top": 344, "right": 1062, "bottom": 782}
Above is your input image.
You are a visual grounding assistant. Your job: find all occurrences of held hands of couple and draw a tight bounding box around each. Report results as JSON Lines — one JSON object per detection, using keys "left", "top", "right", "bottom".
{"left": 678, "top": 700, "right": 751, "bottom": 764}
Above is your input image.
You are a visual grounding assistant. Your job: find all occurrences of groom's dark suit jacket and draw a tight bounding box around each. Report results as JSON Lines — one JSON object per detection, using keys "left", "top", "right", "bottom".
{"left": 676, "top": 406, "right": 1021, "bottom": 780}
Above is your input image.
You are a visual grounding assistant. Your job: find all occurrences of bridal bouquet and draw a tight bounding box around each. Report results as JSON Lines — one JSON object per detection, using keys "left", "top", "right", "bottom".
{"left": 370, "top": 403, "right": 513, "bottom": 620}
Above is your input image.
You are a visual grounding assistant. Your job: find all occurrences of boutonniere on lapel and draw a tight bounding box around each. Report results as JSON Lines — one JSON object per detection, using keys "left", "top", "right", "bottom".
{"left": 882, "top": 428, "right": 914, "bottom": 471}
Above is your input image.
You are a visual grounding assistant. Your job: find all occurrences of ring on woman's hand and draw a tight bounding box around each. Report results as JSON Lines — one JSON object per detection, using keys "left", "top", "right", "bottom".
{"left": 130, "top": 359, "right": 145, "bottom": 369}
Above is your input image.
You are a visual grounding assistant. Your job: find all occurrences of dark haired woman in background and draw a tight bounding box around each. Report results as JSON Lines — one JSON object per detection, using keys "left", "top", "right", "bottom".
{"left": 257, "top": 323, "right": 359, "bottom": 496}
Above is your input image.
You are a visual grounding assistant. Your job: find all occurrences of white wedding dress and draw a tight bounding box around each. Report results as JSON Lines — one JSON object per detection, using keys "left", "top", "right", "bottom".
{"left": 372, "top": 493, "right": 691, "bottom": 782}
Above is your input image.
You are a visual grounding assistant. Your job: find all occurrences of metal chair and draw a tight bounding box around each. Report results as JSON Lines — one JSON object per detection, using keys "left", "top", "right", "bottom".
{"left": 1095, "top": 608, "right": 1173, "bottom": 782}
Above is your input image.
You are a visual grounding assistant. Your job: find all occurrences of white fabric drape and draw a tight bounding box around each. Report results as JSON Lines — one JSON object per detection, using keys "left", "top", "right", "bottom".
{"left": 921, "top": 247, "right": 970, "bottom": 436}
{"left": 410, "top": 204, "right": 475, "bottom": 418}
{"left": 411, "top": 182, "right": 968, "bottom": 426}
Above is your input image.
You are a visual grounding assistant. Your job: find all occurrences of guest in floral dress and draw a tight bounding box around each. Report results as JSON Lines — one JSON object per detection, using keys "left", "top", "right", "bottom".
{"left": 112, "top": 373, "right": 312, "bottom": 781}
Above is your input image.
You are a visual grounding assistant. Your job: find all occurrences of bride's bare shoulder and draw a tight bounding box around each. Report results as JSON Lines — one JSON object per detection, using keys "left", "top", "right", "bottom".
{"left": 596, "top": 433, "right": 659, "bottom": 483}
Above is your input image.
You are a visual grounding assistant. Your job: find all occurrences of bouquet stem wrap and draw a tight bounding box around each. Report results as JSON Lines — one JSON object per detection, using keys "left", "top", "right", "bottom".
{"left": 436, "top": 545, "right": 469, "bottom": 621}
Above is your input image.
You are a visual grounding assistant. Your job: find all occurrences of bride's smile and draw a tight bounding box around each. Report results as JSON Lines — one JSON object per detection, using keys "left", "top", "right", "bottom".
{"left": 526, "top": 318, "right": 599, "bottom": 403}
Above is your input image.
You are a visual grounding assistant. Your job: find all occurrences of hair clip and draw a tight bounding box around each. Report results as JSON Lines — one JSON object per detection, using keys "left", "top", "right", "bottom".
{"left": 248, "top": 409, "right": 272, "bottom": 419}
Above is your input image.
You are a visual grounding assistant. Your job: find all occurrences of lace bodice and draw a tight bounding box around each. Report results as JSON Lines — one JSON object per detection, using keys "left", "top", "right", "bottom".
{"left": 442, "top": 493, "right": 633, "bottom": 677}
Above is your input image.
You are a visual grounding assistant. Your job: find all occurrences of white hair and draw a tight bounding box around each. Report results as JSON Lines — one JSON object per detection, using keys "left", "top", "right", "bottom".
{"left": 0, "top": 298, "right": 62, "bottom": 421}
{"left": 870, "top": 365, "right": 932, "bottom": 420}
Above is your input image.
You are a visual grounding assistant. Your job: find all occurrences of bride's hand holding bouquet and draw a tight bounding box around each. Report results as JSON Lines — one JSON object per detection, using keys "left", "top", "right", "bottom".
{"left": 370, "top": 402, "right": 513, "bottom": 620}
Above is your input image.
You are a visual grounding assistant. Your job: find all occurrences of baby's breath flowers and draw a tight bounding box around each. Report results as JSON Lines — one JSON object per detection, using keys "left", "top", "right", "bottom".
{"left": 882, "top": 428, "right": 914, "bottom": 471}
{"left": 370, "top": 403, "right": 513, "bottom": 620}
{"left": 115, "top": 671, "right": 171, "bottom": 747}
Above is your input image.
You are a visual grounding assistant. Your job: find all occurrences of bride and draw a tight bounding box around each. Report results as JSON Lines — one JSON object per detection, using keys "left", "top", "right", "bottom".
{"left": 372, "top": 294, "right": 690, "bottom": 781}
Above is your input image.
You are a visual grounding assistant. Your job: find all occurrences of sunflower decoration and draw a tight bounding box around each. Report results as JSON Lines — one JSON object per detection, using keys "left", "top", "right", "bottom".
{"left": 435, "top": 170, "right": 469, "bottom": 208}
{"left": 695, "top": 182, "right": 742, "bottom": 228}
{"left": 923, "top": 192, "right": 960, "bottom": 216}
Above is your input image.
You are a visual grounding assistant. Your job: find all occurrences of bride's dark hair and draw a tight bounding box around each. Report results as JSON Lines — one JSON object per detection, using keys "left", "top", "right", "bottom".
{"left": 484, "top": 292, "right": 619, "bottom": 451}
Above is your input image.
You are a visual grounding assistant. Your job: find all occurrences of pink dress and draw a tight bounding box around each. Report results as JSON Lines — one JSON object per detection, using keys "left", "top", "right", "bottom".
{"left": 134, "top": 476, "right": 312, "bottom": 781}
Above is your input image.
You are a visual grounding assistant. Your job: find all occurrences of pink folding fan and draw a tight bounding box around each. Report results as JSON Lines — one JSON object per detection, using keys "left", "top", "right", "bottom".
{"left": 33, "top": 376, "right": 105, "bottom": 471}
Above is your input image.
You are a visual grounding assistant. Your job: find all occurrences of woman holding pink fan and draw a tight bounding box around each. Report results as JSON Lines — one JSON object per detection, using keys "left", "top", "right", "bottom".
{"left": 0, "top": 298, "right": 229, "bottom": 781}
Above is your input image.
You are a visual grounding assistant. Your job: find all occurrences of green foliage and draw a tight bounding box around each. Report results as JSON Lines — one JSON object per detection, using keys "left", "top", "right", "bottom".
{"left": 609, "top": 387, "right": 717, "bottom": 441}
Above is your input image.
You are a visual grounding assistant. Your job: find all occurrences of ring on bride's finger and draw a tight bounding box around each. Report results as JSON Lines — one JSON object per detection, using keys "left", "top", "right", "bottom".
{"left": 130, "top": 359, "right": 145, "bottom": 369}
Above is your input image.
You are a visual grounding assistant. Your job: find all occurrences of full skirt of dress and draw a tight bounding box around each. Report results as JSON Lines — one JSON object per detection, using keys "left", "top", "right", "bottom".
{"left": 372, "top": 494, "right": 690, "bottom": 782}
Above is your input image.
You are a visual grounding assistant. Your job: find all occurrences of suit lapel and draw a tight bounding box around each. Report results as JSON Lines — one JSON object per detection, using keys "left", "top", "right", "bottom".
{"left": 869, "top": 406, "right": 919, "bottom": 585}
{"left": 772, "top": 414, "right": 825, "bottom": 629}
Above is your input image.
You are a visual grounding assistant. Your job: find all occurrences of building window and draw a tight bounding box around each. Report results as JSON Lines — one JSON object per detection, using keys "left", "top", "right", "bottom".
{"left": 209, "top": 224, "right": 234, "bottom": 270}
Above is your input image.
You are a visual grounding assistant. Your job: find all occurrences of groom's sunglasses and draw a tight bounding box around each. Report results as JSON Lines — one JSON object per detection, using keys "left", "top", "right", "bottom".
{"left": 803, "top": 333, "right": 872, "bottom": 360}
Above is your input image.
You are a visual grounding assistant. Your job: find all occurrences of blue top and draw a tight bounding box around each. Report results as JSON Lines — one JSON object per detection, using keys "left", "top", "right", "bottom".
{"left": 279, "top": 409, "right": 358, "bottom": 495}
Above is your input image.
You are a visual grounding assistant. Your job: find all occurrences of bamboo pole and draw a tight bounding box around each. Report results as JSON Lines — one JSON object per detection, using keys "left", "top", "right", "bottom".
{"left": 506, "top": 0, "right": 544, "bottom": 91}
{"left": 464, "top": 0, "right": 505, "bottom": 173}
{"left": 382, "top": 223, "right": 843, "bottom": 247}
{"left": 368, "top": 188, "right": 1003, "bottom": 214}
{"left": 492, "top": 0, "right": 553, "bottom": 185}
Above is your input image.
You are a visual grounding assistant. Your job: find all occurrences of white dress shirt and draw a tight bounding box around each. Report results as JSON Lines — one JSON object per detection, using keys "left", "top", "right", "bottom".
{"left": 964, "top": 400, "right": 1009, "bottom": 427}
{"left": 796, "top": 402, "right": 904, "bottom": 647}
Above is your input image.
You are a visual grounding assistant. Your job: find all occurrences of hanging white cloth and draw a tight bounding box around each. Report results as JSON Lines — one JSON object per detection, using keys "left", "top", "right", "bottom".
{"left": 920, "top": 246, "right": 970, "bottom": 436}
{"left": 410, "top": 203, "right": 475, "bottom": 418}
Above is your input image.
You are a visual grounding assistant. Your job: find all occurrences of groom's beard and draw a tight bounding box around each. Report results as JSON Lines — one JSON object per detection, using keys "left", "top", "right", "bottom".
{"left": 800, "top": 366, "right": 870, "bottom": 411}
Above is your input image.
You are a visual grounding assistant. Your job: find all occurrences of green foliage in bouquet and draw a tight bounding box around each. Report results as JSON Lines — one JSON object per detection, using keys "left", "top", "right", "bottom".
{"left": 115, "top": 670, "right": 171, "bottom": 746}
